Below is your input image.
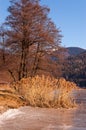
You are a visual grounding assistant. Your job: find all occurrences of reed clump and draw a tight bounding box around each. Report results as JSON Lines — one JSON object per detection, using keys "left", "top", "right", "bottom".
{"left": 12, "top": 75, "right": 77, "bottom": 108}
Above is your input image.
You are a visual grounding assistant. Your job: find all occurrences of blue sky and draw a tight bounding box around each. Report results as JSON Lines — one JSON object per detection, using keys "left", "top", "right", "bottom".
{"left": 0, "top": 0, "right": 86, "bottom": 49}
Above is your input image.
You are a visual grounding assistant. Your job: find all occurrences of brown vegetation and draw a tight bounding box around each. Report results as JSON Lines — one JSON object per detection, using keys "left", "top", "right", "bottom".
{"left": 0, "top": 0, "right": 78, "bottom": 111}
{"left": 0, "top": 0, "right": 63, "bottom": 81}
{"left": 0, "top": 75, "right": 78, "bottom": 111}
{"left": 0, "top": 83, "right": 28, "bottom": 113}
{"left": 12, "top": 75, "right": 77, "bottom": 108}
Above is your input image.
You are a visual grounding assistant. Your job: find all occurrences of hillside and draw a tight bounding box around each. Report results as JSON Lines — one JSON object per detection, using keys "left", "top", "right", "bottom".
{"left": 63, "top": 50, "right": 86, "bottom": 87}
{"left": 66, "top": 47, "right": 85, "bottom": 56}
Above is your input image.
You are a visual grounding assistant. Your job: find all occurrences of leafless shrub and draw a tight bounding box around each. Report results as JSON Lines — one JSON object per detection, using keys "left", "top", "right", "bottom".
{"left": 12, "top": 75, "right": 77, "bottom": 108}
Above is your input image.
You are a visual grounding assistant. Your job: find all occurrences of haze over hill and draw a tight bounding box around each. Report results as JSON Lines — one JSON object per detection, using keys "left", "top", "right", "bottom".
{"left": 66, "top": 47, "right": 86, "bottom": 56}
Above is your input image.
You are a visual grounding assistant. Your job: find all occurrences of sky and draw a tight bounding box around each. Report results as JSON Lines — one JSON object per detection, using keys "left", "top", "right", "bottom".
{"left": 0, "top": 0, "right": 86, "bottom": 49}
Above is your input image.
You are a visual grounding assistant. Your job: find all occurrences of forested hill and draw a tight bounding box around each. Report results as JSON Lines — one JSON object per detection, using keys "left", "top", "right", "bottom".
{"left": 63, "top": 50, "right": 86, "bottom": 88}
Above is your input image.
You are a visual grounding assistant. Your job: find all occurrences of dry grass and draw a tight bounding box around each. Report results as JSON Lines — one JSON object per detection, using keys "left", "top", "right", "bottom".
{"left": 12, "top": 75, "right": 77, "bottom": 108}
{"left": 0, "top": 84, "right": 28, "bottom": 112}
{"left": 0, "top": 91, "right": 28, "bottom": 109}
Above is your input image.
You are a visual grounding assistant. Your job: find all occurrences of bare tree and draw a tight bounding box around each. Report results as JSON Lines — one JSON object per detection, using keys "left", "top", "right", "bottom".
{"left": 2, "top": 0, "right": 62, "bottom": 80}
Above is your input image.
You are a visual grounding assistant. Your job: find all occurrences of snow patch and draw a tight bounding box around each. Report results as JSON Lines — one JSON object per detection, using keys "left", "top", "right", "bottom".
{"left": 0, "top": 108, "right": 24, "bottom": 125}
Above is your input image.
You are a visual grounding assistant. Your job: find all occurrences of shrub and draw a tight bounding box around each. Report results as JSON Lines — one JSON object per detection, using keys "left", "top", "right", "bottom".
{"left": 12, "top": 75, "right": 77, "bottom": 108}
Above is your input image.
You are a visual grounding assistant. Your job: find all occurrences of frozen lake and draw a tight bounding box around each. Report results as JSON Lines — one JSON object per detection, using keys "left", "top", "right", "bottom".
{"left": 0, "top": 89, "right": 86, "bottom": 130}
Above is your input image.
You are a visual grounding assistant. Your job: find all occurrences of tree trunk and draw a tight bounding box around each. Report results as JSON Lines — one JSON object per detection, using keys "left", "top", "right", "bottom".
{"left": 18, "top": 42, "right": 28, "bottom": 80}
{"left": 31, "top": 43, "right": 40, "bottom": 76}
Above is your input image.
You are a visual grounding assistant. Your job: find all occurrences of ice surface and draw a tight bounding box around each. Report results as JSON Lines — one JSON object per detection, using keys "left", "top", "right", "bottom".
{"left": 0, "top": 109, "right": 24, "bottom": 120}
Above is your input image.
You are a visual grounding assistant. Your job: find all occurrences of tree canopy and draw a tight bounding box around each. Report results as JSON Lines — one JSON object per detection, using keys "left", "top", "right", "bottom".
{"left": 0, "top": 0, "right": 63, "bottom": 81}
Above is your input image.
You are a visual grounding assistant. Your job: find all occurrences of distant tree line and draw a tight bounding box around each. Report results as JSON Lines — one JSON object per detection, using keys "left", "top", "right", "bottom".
{"left": 63, "top": 51, "right": 86, "bottom": 87}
